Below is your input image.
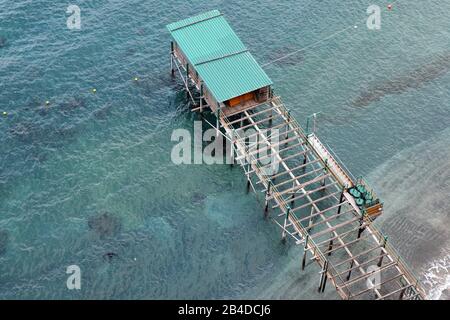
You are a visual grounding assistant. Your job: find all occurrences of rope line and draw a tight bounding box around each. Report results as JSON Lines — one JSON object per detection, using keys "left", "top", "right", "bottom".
{"left": 262, "top": 2, "right": 400, "bottom": 67}
{"left": 262, "top": 25, "right": 356, "bottom": 67}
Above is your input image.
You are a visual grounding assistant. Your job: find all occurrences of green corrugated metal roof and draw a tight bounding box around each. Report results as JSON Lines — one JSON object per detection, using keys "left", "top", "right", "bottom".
{"left": 167, "top": 10, "right": 272, "bottom": 103}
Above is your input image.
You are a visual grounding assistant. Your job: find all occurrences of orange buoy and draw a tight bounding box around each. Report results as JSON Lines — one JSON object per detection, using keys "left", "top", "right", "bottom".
{"left": 387, "top": 4, "right": 393, "bottom": 10}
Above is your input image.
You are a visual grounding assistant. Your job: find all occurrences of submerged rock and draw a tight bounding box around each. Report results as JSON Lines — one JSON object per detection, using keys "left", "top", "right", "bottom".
{"left": 0, "top": 230, "right": 9, "bottom": 256}
{"left": 56, "top": 125, "right": 77, "bottom": 139}
{"left": 88, "top": 212, "right": 121, "bottom": 238}
{"left": 59, "top": 97, "right": 85, "bottom": 110}
{"left": 191, "top": 192, "right": 207, "bottom": 205}
{"left": 0, "top": 36, "right": 7, "bottom": 48}
{"left": 9, "top": 122, "right": 38, "bottom": 143}
{"left": 93, "top": 103, "right": 113, "bottom": 120}
{"left": 103, "top": 252, "right": 119, "bottom": 262}
{"left": 353, "top": 52, "right": 450, "bottom": 107}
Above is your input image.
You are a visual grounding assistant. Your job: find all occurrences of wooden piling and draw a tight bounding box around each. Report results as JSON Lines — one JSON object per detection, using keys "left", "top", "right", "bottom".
{"left": 377, "top": 236, "right": 388, "bottom": 267}
{"left": 337, "top": 186, "right": 345, "bottom": 216}
{"left": 264, "top": 179, "right": 272, "bottom": 217}
{"left": 321, "top": 261, "right": 329, "bottom": 292}
{"left": 302, "top": 235, "right": 309, "bottom": 270}
{"left": 282, "top": 206, "right": 291, "bottom": 242}
{"left": 170, "top": 41, "right": 175, "bottom": 77}
{"left": 185, "top": 64, "right": 190, "bottom": 98}
{"left": 357, "top": 210, "right": 365, "bottom": 239}
{"left": 318, "top": 260, "right": 328, "bottom": 292}
{"left": 347, "top": 260, "right": 354, "bottom": 281}
{"left": 327, "top": 240, "right": 333, "bottom": 256}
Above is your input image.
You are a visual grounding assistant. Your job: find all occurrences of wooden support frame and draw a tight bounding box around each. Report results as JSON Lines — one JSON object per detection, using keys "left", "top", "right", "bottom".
{"left": 337, "top": 253, "right": 389, "bottom": 279}
{"left": 289, "top": 189, "right": 339, "bottom": 213}
{"left": 273, "top": 181, "right": 338, "bottom": 209}
{"left": 337, "top": 261, "right": 398, "bottom": 290}
{"left": 226, "top": 104, "right": 280, "bottom": 126}
{"left": 376, "top": 284, "right": 413, "bottom": 300}
{"left": 350, "top": 273, "right": 404, "bottom": 299}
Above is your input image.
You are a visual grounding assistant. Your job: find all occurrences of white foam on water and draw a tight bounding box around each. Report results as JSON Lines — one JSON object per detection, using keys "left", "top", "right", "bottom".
{"left": 422, "top": 255, "right": 450, "bottom": 300}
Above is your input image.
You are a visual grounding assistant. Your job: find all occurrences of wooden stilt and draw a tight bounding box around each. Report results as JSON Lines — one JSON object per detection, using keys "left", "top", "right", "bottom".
{"left": 347, "top": 260, "right": 354, "bottom": 281}
{"left": 282, "top": 206, "right": 291, "bottom": 243}
{"left": 185, "top": 63, "right": 190, "bottom": 98}
{"left": 321, "top": 261, "right": 329, "bottom": 292}
{"left": 318, "top": 261, "right": 328, "bottom": 292}
{"left": 199, "top": 83, "right": 204, "bottom": 113}
{"left": 302, "top": 154, "right": 307, "bottom": 172}
{"left": 337, "top": 187, "right": 345, "bottom": 216}
{"left": 170, "top": 41, "right": 175, "bottom": 77}
{"left": 357, "top": 210, "right": 366, "bottom": 239}
{"left": 264, "top": 179, "right": 272, "bottom": 218}
{"left": 245, "top": 142, "right": 251, "bottom": 193}
{"left": 302, "top": 235, "right": 309, "bottom": 270}
{"left": 377, "top": 236, "right": 388, "bottom": 267}
{"left": 216, "top": 106, "right": 221, "bottom": 138}
{"left": 230, "top": 131, "right": 235, "bottom": 167}
{"left": 327, "top": 240, "right": 333, "bottom": 256}
{"left": 399, "top": 287, "right": 407, "bottom": 300}
{"left": 269, "top": 107, "right": 273, "bottom": 127}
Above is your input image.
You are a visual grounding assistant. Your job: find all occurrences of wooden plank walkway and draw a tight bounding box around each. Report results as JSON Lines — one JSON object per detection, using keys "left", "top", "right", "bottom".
{"left": 216, "top": 97, "right": 427, "bottom": 300}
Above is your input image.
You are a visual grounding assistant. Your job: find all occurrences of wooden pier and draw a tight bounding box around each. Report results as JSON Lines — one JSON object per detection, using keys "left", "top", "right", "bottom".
{"left": 167, "top": 10, "right": 427, "bottom": 300}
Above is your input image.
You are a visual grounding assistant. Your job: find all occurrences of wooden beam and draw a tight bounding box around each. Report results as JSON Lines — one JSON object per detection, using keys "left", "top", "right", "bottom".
{"left": 314, "top": 223, "right": 364, "bottom": 247}
{"left": 225, "top": 100, "right": 272, "bottom": 117}
{"left": 289, "top": 189, "right": 338, "bottom": 212}
{"left": 350, "top": 273, "right": 404, "bottom": 299}
{"left": 337, "top": 253, "right": 389, "bottom": 278}
{"left": 256, "top": 140, "right": 306, "bottom": 162}
{"left": 255, "top": 158, "right": 321, "bottom": 180}
{"left": 242, "top": 135, "right": 300, "bottom": 158}
{"left": 310, "top": 217, "right": 367, "bottom": 240}
{"left": 272, "top": 173, "right": 331, "bottom": 198}
{"left": 338, "top": 261, "right": 398, "bottom": 289}
{"left": 273, "top": 181, "right": 338, "bottom": 209}
{"left": 226, "top": 105, "right": 280, "bottom": 125}
{"left": 257, "top": 149, "right": 312, "bottom": 177}
{"left": 238, "top": 113, "right": 281, "bottom": 131}
{"left": 322, "top": 234, "right": 372, "bottom": 256}
{"left": 235, "top": 122, "right": 286, "bottom": 141}
{"left": 285, "top": 204, "right": 351, "bottom": 225}
{"left": 376, "top": 284, "right": 413, "bottom": 300}
{"left": 304, "top": 207, "right": 355, "bottom": 231}
{"left": 333, "top": 244, "right": 383, "bottom": 268}
{"left": 272, "top": 167, "right": 326, "bottom": 190}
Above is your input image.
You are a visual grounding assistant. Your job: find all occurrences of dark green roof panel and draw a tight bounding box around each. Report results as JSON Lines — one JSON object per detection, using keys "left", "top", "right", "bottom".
{"left": 167, "top": 10, "right": 272, "bottom": 103}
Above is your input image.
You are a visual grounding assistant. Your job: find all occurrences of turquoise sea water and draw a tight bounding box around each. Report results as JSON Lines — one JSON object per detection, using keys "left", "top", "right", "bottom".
{"left": 0, "top": 0, "right": 449, "bottom": 299}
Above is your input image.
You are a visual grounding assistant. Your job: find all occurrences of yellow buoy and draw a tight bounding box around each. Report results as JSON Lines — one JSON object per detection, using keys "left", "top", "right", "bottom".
{"left": 92, "top": 88, "right": 97, "bottom": 93}
{"left": 2, "top": 111, "right": 7, "bottom": 116}
{"left": 134, "top": 77, "right": 139, "bottom": 81}
{"left": 45, "top": 100, "right": 50, "bottom": 106}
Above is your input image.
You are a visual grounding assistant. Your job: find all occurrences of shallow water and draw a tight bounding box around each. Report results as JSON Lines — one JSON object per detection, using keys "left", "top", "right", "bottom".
{"left": 0, "top": 0, "right": 449, "bottom": 299}
{"left": 370, "top": 127, "right": 450, "bottom": 299}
